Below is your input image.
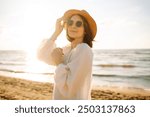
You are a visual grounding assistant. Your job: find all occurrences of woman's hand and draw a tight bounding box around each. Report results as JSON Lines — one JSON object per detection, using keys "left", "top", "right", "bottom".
{"left": 49, "top": 16, "right": 67, "bottom": 42}
{"left": 54, "top": 17, "right": 65, "bottom": 36}
{"left": 51, "top": 48, "right": 64, "bottom": 65}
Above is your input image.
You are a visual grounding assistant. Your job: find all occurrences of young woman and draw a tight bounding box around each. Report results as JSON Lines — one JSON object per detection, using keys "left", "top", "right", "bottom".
{"left": 37, "top": 9, "right": 97, "bottom": 100}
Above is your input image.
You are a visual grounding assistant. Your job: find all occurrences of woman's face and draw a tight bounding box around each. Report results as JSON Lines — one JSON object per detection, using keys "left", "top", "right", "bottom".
{"left": 67, "top": 15, "right": 85, "bottom": 40}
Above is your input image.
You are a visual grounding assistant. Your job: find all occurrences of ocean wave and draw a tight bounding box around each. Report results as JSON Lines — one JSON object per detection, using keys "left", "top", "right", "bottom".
{"left": 0, "top": 68, "right": 53, "bottom": 75}
{"left": 93, "top": 74, "right": 118, "bottom": 77}
{"left": 93, "top": 73, "right": 150, "bottom": 79}
{"left": 0, "top": 62, "right": 26, "bottom": 66}
{"left": 94, "top": 64, "right": 135, "bottom": 68}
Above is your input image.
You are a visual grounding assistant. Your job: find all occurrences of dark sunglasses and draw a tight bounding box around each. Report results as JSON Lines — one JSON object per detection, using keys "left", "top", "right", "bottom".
{"left": 67, "top": 20, "right": 83, "bottom": 27}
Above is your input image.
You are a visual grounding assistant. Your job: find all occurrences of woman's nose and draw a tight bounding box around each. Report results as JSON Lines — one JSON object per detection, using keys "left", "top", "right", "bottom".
{"left": 71, "top": 23, "right": 77, "bottom": 28}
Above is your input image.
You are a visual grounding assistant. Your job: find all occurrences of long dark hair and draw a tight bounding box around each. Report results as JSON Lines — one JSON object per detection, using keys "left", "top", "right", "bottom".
{"left": 66, "top": 14, "right": 93, "bottom": 48}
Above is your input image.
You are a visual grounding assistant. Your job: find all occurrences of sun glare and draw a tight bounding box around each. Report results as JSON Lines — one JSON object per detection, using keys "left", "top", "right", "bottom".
{"left": 24, "top": 46, "right": 55, "bottom": 75}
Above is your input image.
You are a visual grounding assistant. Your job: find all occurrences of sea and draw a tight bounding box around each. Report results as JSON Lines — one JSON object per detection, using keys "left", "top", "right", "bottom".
{"left": 0, "top": 49, "right": 150, "bottom": 90}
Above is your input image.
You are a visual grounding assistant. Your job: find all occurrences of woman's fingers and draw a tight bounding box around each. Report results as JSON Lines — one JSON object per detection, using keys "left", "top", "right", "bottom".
{"left": 57, "top": 16, "right": 66, "bottom": 26}
{"left": 55, "top": 17, "right": 65, "bottom": 35}
{"left": 53, "top": 48, "right": 63, "bottom": 55}
{"left": 51, "top": 48, "right": 64, "bottom": 60}
{"left": 51, "top": 48, "right": 64, "bottom": 65}
{"left": 58, "top": 48, "right": 64, "bottom": 54}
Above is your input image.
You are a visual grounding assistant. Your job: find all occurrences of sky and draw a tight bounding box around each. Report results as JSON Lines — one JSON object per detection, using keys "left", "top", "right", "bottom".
{"left": 0, "top": 0, "right": 150, "bottom": 50}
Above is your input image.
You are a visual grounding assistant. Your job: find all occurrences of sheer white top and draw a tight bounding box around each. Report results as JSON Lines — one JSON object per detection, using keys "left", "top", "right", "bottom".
{"left": 37, "top": 39, "right": 93, "bottom": 100}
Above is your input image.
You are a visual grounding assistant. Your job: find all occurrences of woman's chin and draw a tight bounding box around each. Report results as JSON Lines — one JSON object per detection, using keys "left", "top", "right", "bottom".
{"left": 68, "top": 34, "right": 76, "bottom": 38}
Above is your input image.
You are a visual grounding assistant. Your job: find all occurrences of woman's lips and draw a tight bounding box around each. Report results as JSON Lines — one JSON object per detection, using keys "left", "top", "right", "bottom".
{"left": 69, "top": 30, "right": 77, "bottom": 33}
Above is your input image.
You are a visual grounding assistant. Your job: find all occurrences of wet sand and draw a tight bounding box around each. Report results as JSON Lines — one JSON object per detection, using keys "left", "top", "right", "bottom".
{"left": 0, "top": 75, "right": 150, "bottom": 100}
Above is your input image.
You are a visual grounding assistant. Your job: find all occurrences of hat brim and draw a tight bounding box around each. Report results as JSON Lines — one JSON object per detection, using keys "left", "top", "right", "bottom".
{"left": 63, "top": 9, "right": 97, "bottom": 39}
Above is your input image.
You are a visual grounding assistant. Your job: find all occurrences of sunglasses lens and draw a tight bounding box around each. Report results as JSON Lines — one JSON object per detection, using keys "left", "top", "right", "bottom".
{"left": 76, "top": 21, "right": 82, "bottom": 27}
{"left": 67, "top": 20, "right": 73, "bottom": 26}
{"left": 67, "top": 20, "right": 83, "bottom": 27}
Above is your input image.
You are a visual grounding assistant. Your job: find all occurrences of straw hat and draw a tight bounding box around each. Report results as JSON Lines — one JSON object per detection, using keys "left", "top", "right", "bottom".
{"left": 63, "top": 9, "right": 97, "bottom": 39}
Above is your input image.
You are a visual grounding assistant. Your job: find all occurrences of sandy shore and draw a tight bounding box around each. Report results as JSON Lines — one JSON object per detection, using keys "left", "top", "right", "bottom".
{"left": 0, "top": 75, "right": 150, "bottom": 100}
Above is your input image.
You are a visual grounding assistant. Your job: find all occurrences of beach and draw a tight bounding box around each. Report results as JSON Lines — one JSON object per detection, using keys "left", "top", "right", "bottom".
{"left": 1, "top": 75, "right": 150, "bottom": 100}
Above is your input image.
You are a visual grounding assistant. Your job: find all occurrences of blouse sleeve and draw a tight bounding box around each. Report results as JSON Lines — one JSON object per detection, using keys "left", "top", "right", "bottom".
{"left": 54, "top": 44, "right": 93, "bottom": 97}
{"left": 37, "top": 39, "right": 56, "bottom": 65}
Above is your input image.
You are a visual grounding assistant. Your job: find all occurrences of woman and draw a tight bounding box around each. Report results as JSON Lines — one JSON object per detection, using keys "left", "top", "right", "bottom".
{"left": 37, "top": 9, "right": 97, "bottom": 100}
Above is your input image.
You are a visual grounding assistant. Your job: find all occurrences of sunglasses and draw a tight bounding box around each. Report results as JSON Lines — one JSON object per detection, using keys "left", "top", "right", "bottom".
{"left": 67, "top": 19, "right": 83, "bottom": 27}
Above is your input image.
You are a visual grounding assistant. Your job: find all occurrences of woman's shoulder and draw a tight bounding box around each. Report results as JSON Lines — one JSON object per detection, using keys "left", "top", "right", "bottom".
{"left": 77, "top": 43, "right": 92, "bottom": 51}
{"left": 76, "top": 43, "right": 93, "bottom": 56}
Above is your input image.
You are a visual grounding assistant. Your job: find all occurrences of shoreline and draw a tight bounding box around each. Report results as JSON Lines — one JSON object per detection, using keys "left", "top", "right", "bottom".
{"left": 0, "top": 75, "right": 150, "bottom": 100}
{"left": 1, "top": 71, "right": 150, "bottom": 91}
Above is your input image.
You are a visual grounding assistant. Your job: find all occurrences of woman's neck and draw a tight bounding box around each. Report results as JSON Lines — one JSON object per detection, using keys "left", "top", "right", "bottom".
{"left": 71, "top": 38, "right": 83, "bottom": 49}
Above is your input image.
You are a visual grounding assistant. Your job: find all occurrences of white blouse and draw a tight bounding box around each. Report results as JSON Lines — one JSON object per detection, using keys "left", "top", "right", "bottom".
{"left": 37, "top": 39, "right": 93, "bottom": 100}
